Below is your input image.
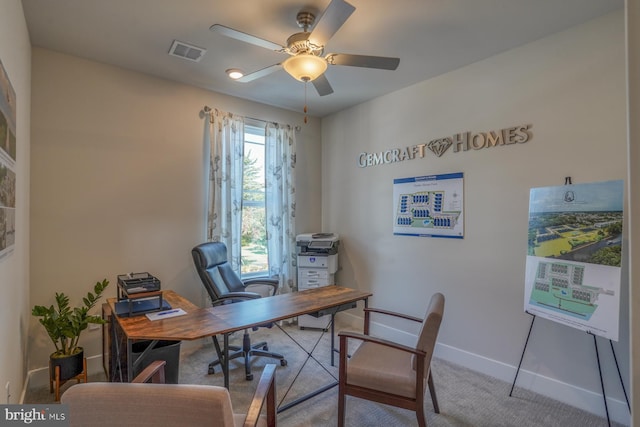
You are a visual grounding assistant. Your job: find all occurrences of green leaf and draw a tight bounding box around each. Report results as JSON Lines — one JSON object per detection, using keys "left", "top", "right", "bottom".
{"left": 31, "top": 278, "right": 110, "bottom": 356}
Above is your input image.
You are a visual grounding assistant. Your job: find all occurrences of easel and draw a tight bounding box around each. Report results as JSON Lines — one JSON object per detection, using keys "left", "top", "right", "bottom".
{"left": 509, "top": 313, "right": 629, "bottom": 426}
{"left": 511, "top": 177, "right": 630, "bottom": 426}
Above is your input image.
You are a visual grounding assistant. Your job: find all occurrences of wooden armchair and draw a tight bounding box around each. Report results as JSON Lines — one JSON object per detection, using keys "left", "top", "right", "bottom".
{"left": 61, "top": 361, "right": 277, "bottom": 427}
{"left": 337, "top": 293, "right": 445, "bottom": 427}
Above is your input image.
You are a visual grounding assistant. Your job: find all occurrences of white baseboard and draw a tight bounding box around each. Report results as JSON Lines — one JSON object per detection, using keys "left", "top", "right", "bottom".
{"left": 344, "top": 313, "right": 630, "bottom": 426}
{"left": 22, "top": 354, "right": 105, "bottom": 403}
{"left": 436, "top": 343, "right": 630, "bottom": 426}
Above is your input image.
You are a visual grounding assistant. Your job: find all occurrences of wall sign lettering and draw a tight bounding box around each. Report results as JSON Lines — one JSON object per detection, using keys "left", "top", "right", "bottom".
{"left": 357, "top": 124, "right": 532, "bottom": 168}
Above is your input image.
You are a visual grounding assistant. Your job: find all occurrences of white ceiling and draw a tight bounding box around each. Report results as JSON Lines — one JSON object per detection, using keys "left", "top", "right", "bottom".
{"left": 22, "top": 0, "right": 623, "bottom": 117}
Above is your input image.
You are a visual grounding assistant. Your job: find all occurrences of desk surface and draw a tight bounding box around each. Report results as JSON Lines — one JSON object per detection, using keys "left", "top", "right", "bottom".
{"left": 110, "top": 286, "right": 371, "bottom": 342}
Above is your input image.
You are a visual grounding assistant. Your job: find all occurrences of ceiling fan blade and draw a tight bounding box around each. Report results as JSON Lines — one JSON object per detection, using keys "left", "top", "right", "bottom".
{"left": 210, "top": 24, "right": 284, "bottom": 52}
{"left": 308, "top": 0, "right": 356, "bottom": 47}
{"left": 326, "top": 53, "right": 400, "bottom": 70}
{"left": 312, "top": 74, "right": 334, "bottom": 96}
{"left": 236, "top": 63, "right": 283, "bottom": 82}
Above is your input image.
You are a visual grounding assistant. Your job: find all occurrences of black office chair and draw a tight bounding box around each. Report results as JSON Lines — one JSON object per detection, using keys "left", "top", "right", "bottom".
{"left": 192, "top": 242, "right": 287, "bottom": 380}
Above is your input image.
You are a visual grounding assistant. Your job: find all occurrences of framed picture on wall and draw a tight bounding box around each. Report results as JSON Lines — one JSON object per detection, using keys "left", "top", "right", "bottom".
{"left": 392, "top": 172, "right": 464, "bottom": 239}
{"left": 0, "top": 57, "right": 17, "bottom": 259}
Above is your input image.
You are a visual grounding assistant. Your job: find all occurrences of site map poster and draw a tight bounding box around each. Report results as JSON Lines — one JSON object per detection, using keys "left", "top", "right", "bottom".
{"left": 393, "top": 172, "right": 463, "bottom": 238}
{"left": 524, "top": 180, "right": 623, "bottom": 341}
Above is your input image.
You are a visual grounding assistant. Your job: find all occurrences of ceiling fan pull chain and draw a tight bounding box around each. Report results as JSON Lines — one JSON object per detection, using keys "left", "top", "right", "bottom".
{"left": 304, "top": 81, "right": 308, "bottom": 124}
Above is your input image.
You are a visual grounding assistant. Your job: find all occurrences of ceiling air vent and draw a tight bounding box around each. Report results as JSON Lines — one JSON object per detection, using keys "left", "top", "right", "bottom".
{"left": 168, "top": 40, "right": 206, "bottom": 62}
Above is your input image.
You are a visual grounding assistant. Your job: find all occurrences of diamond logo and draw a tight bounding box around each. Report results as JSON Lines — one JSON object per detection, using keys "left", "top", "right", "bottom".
{"left": 427, "top": 138, "right": 452, "bottom": 157}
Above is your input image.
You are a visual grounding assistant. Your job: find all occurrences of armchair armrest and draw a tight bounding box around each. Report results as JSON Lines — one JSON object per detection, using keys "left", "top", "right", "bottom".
{"left": 131, "top": 360, "right": 167, "bottom": 384}
{"left": 364, "top": 307, "right": 423, "bottom": 323}
{"left": 243, "top": 364, "right": 277, "bottom": 427}
{"left": 338, "top": 331, "right": 426, "bottom": 359}
{"left": 363, "top": 307, "right": 422, "bottom": 335}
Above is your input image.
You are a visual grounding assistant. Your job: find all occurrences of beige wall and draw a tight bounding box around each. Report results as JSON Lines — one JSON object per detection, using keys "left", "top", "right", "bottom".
{"left": 0, "top": 0, "right": 31, "bottom": 404}
{"left": 28, "top": 48, "right": 322, "bottom": 376}
{"left": 627, "top": 0, "right": 639, "bottom": 424}
{"left": 322, "top": 10, "right": 630, "bottom": 424}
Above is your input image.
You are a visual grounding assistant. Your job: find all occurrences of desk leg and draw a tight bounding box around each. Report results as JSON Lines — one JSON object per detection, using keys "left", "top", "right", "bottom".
{"left": 110, "top": 317, "right": 124, "bottom": 382}
{"left": 223, "top": 333, "right": 230, "bottom": 389}
{"left": 211, "top": 335, "right": 223, "bottom": 376}
{"left": 331, "top": 314, "right": 336, "bottom": 367}
{"left": 126, "top": 339, "right": 133, "bottom": 382}
{"left": 211, "top": 334, "right": 230, "bottom": 389}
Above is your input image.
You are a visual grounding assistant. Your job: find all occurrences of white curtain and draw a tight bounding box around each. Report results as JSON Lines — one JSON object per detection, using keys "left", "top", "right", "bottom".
{"left": 265, "top": 123, "right": 297, "bottom": 293}
{"left": 204, "top": 108, "right": 297, "bottom": 293}
{"left": 206, "top": 108, "right": 244, "bottom": 272}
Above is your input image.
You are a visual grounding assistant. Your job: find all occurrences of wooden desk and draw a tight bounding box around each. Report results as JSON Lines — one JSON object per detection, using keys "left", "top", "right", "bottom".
{"left": 107, "top": 291, "right": 205, "bottom": 381}
{"left": 109, "top": 291, "right": 208, "bottom": 341}
{"left": 109, "top": 286, "right": 371, "bottom": 387}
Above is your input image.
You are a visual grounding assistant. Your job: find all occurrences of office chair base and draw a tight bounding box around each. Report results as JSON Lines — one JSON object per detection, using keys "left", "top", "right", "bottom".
{"left": 208, "top": 340, "right": 287, "bottom": 379}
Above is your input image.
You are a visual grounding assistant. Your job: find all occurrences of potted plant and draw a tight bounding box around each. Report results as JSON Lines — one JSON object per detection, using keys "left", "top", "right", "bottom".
{"left": 32, "top": 279, "right": 109, "bottom": 382}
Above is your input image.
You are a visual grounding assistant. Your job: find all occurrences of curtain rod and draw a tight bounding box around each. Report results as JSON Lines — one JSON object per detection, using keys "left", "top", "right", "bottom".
{"left": 202, "top": 105, "right": 301, "bottom": 132}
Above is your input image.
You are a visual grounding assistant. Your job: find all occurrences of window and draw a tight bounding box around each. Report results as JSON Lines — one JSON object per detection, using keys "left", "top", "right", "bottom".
{"left": 241, "top": 125, "right": 267, "bottom": 277}
{"left": 206, "top": 112, "right": 296, "bottom": 290}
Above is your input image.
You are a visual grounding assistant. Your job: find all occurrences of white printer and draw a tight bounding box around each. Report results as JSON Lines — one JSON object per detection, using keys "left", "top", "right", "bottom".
{"left": 296, "top": 233, "right": 340, "bottom": 329}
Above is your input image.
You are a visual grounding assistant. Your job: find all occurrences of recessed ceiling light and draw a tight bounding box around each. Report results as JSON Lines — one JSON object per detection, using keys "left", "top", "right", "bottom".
{"left": 226, "top": 69, "right": 244, "bottom": 80}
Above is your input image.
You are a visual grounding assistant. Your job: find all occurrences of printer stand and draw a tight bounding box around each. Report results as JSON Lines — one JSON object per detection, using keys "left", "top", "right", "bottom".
{"left": 298, "top": 268, "right": 334, "bottom": 330}
{"left": 296, "top": 233, "right": 340, "bottom": 330}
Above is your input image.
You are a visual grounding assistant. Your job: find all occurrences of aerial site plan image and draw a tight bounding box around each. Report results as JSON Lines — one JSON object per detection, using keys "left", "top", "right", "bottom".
{"left": 524, "top": 180, "right": 623, "bottom": 340}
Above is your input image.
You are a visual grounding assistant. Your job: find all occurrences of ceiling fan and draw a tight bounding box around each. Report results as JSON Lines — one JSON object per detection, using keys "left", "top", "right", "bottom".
{"left": 210, "top": 0, "right": 400, "bottom": 97}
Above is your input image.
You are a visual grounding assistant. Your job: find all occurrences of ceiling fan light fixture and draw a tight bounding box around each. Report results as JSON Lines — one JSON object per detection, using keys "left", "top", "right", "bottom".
{"left": 282, "top": 54, "right": 327, "bottom": 82}
{"left": 226, "top": 68, "right": 244, "bottom": 80}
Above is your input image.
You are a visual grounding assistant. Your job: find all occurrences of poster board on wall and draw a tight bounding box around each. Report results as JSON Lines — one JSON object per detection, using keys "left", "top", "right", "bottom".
{"left": 0, "top": 58, "right": 16, "bottom": 259}
{"left": 524, "top": 180, "right": 623, "bottom": 341}
{"left": 393, "top": 172, "right": 464, "bottom": 238}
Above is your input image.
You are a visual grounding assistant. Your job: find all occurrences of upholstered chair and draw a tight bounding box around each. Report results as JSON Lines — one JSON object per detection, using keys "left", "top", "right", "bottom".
{"left": 338, "top": 292, "right": 445, "bottom": 427}
{"left": 61, "top": 360, "right": 277, "bottom": 427}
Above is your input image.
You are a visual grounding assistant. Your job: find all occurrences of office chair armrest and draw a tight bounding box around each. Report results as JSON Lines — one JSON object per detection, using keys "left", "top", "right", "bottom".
{"left": 243, "top": 277, "right": 278, "bottom": 286}
{"left": 131, "top": 360, "right": 167, "bottom": 383}
{"left": 213, "top": 292, "right": 262, "bottom": 306}
{"left": 243, "top": 277, "right": 279, "bottom": 291}
{"left": 243, "top": 364, "right": 277, "bottom": 427}
{"left": 363, "top": 307, "right": 422, "bottom": 334}
{"left": 338, "top": 331, "right": 427, "bottom": 359}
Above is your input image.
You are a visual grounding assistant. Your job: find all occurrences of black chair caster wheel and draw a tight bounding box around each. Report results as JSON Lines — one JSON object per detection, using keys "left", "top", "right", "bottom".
{"left": 280, "top": 359, "right": 288, "bottom": 367}
{"left": 246, "top": 374, "right": 254, "bottom": 381}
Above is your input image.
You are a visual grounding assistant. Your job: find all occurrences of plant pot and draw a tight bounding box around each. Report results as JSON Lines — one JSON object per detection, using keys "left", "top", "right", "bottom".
{"left": 50, "top": 348, "right": 84, "bottom": 381}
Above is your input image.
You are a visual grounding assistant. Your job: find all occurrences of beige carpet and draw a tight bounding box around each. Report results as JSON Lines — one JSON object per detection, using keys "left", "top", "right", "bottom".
{"left": 26, "top": 321, "right": 622, "bottom": 426}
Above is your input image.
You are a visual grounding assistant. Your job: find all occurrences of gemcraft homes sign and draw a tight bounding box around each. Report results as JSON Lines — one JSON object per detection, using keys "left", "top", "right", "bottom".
{"left": 357, "top": 124, "right": 533, "bottom": 168}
